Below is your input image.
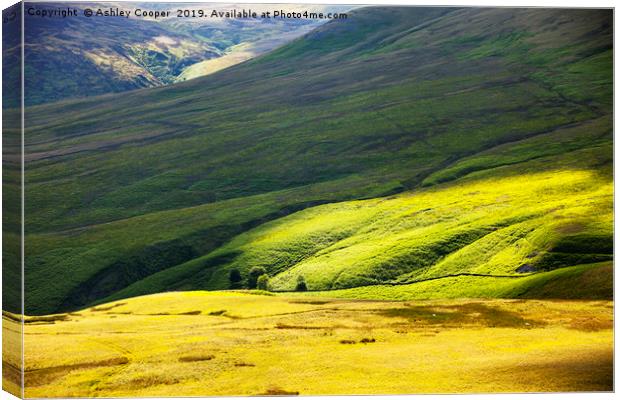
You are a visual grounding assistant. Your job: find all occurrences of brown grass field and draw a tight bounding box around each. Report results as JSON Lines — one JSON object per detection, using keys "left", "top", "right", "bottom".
{"left": 2, "top": 292, "right": 613, "bottom": 397}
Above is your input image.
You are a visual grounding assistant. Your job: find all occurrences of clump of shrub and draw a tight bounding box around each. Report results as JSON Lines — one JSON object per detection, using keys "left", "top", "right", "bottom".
{"left": 257, "top": 274, "right": 270, "bottom": 291}
{"left": 247, "top": 267, "right": 267, "bottom": 289}
{"left": 228, "top": 268, "right": 243, "bottom": 289}
{"left": 295, "top": 275, "right": 308, "bottom": 291}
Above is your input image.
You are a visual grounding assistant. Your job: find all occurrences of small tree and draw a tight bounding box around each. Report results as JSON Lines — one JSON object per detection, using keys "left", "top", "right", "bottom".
{"left": 247, "top": 266, "right": 267, "bottom": 289}
{"left": 257, "top": 274, "right": 270, "bottom": 291}
{"left": 295, "top": 275, "right": 308, "bottom": 291}
{"left": 228, "top": 268, "right": 242, "bottom": 289}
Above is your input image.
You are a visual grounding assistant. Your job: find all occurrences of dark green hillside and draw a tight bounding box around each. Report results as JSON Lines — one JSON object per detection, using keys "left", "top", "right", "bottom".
{"left": 15, "top": 7, "right": 612, "bottom": 314}
{"left": 3, "top": 3, "right": 23, "bottom": 313}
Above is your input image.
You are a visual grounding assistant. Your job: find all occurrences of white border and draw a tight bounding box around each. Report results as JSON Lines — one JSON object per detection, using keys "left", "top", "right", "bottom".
{"left": 0, "top": 1, "right": 616, "bottom": 400}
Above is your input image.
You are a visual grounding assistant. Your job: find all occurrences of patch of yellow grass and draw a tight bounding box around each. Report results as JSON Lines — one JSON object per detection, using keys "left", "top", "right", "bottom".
{"left": 3, "top": 292, "right": 613, "bottom": 397}
{"left": 2, "top": 313, "right": 22, "bottom": 398}
{"left": 176, "top": 44, "right": 256, "bottom": 81}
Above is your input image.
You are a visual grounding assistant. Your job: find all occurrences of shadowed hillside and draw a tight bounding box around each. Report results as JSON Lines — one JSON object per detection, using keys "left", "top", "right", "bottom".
{"left": 12, "top": 7, "right": 612, "bottom": 314}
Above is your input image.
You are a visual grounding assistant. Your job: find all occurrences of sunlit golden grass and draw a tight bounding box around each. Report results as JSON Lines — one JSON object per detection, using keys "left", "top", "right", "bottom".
{"left": 3, "top": 292, "right": 612, "bottom": 397}
{"left": 2, "top": 311, "right": 22, "bottom": 398}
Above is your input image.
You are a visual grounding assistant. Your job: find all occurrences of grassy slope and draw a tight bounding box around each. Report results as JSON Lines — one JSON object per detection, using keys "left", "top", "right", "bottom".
{"left": 101, "top": 157, "right": 612, "bottom": 303}
{"left": 16, "top": 7, "right": 612, "bottom": 314}
{"left": 3, "top": 3, "right": 23, "bottom": 313}
{"left": 297, "top": 262, "right": 613, "bottom": 301}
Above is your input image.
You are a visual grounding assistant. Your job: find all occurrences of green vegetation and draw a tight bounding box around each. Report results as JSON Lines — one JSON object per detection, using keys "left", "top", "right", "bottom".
{"left": 10, "top": 7, "right": 612, "bottom": 314}
{"left": 295, "top": 276, "right": 308, "bottom": 292}
{"left": 257, "top": 274, "right": 270, "bottom": 291}
{"left": 228, "top": 268, "right": 243, "bottom": 289}
{"left": 295, "top": 262, "right": 612, "bottom": 301}
{"left": 247, "top": 267, "right": 267, "bottom": 289}
{"left": 97, "top": 164, "right": 610, "bottom": 304}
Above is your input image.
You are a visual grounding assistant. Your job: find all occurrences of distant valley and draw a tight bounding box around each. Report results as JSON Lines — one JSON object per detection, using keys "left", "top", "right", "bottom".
{"left": 6, "top": 2, "right": 349, "bottom": 106}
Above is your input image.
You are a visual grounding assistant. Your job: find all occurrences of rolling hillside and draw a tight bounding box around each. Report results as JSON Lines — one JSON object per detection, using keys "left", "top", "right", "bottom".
{"left": 10, "top": 7, "right": 612, "bottom": 314}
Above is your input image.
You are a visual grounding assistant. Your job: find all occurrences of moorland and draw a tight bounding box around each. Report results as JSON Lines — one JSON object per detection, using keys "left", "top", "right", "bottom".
{"left": 1, "top": 6, "right": 613, "bottom": 396}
